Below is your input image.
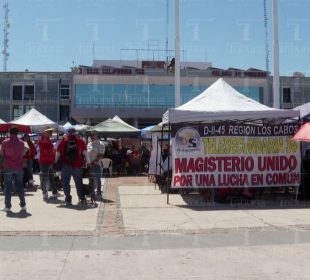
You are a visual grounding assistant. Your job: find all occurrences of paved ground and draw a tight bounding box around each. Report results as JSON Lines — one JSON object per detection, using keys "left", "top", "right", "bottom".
{"left": 2, "top": 175, "right": 310, "bottom": 279}
{"left": 1, "top": 174, "right": 310, "bottom": 235}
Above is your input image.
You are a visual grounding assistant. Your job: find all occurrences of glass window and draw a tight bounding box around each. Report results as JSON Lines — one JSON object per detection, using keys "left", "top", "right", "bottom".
{"left": 283, "top": 88, "right": 291, "bottom": 103}
{"left": 86, "top": 68, "right": 99, "bottom": 74}
{"left": 24, "top": 85, "right": 34, "bottom": 101}
{"left": 60, "top": 84, "right": 70, "bottom": 100}
{"left": 74, "top": 83, "right": 264, "bottom": 109}
{"left": 24, "top": 105, "right": 34, "bottom": 113}
{"left": 12, "top": 105, "right": 23, "bottom": 119}
{"left": 13, "top": 85, "right": 22, "bottom": 100}
{"left": 60, "top": 105, "right": 70, "bottom": 121}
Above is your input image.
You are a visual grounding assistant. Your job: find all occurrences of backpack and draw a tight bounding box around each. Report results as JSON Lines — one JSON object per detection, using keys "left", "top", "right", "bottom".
{"left": 65, "top": 138, "right": 78, "bottom": 163}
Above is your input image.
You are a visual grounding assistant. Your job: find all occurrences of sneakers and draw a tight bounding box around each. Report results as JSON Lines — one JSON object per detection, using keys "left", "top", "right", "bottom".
{"left": 43, "top": 193, "right": 49, "bottom": 201}
{"left": 78, "top": 200, "right": 87, "bottom": 206}
{"left": 1, "top": 207, "right": 11, "bottom": 212}
{"left": 20, "top": 206, "right": 27, "bottom": 211}
{"left": 65, "top": 201, "right": 72, "bottom": 206}
{"left": 28, "top": 180, "right": 35, "bottom": 188}
{"left": 52, "top": 192, "right": 63, "bottom": 197}
{"left": 95, "top": 193, "right": 102, "bottom": 200}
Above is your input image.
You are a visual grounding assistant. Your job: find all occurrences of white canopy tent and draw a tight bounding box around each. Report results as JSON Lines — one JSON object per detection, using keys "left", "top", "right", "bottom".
{"left": 112, "top": 115, "right": 139, "bottom": 130}
{"left": 163, "top": 78, "right": 300, "bottom": 124}
{"left": 10, "top": 108, "right": 64, "bottom": 133}
{"left": 294, "top": 102, "right": 310, "bottom": 120}
{"left": 63, "top": 122, "right": 73, "bottom": 130}
{"left": 63, "top": 121, "right": 89, "bottom": 132}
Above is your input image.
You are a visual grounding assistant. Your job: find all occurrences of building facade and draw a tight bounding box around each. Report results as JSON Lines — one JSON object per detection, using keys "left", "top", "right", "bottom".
{"left": 71, "top": 61, "right": 269, "bottom": 127}
{"left": 0, "top": 62, "right": 309, "bottom": 127}
{"left": 0, "top": 72, "right": 71, "bottom": 122}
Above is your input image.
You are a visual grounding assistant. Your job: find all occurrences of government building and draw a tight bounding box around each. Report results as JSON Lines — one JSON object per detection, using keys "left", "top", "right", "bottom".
{"left": 0, "top": 60, "right": 309, "bottom": 127}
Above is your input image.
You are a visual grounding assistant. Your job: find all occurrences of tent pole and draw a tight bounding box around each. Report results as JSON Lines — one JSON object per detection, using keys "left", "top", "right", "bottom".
{"left": 297, "top": 117, "right": 302, "bottom": 201}
{"left": 155, "top": 135, "right": 159, "bottom": 190}
{"left": 167, "top": 123, "right": 170, "bottom": 204}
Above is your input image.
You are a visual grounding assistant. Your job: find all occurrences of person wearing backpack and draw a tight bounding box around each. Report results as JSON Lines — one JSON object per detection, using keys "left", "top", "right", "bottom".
{"left": 56, "top": 127, "right": 87, "bottom": 205}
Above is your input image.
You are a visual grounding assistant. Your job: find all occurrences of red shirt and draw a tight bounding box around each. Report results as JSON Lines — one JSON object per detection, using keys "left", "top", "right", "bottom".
{"left": 57, "top": 135, "right": 86, "bottom": 168}
{"left": 38, "top": 135, "right": 55, "bottom": 165}
{"left": 1, "top": 135, "right": 25, "bottom": 170}
{"left": 23, "top": 140, "right": 36, "bottom": 160}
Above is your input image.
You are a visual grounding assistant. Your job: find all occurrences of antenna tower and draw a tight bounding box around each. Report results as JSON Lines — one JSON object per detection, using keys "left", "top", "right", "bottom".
{"left": 263, "top": 0, "right": 269, "bottom": 74}
{"left": 165, "top": 0, "right": 169, "bottom": 64}
{"left": 2, "top": 0, "right": 9, "bottom": 72}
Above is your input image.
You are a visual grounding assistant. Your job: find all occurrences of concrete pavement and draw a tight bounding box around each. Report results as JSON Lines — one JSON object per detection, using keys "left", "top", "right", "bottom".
{"left": 1, "top": 174, "right": 310, "bottom": 235}
{"left": 2, "top": 175, "right": 310, "bottom": 279}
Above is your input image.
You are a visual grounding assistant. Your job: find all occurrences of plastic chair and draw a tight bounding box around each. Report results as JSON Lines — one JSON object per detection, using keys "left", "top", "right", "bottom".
{"left": 100, "top": 158, "right": 113, "bottom": 177}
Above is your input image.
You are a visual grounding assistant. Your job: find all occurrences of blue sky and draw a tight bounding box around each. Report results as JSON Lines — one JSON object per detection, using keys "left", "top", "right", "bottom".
{"left": 5, "top": 0, "right": 310, "bottom": 75}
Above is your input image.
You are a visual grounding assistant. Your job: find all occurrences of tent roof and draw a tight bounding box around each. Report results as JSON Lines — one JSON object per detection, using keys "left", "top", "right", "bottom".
{"left": 63, "top": 121, "right": 89, "bottom": 132}
{"left": 0, "top": 118, "right": 6, "bottom": 124}
{"left": 294, "top": 102, "right": 310, "bottom": 119}
{"left": 0, "top": 123, "right": 31, "bottom": 133}
{"left": 63, "top": 122, "right": 73, "bottom": 129}
{"left": 10, "top": 108, "right": 64, "bottom": 132}
{"left": 112, "top": 115, "right": 138, "bottom": 130}
{"left": 163, "top": 78, "right": 300, "bottom": 123}
{"left": 87, "top": 118, "right": 140, "bottom": 137}
{"left": 150, "top": 122, "right": 169, "bottom": 132}
{"left": 292, "top": 123, "right": 310, "bottom": 142}
{"left": 141, "top": 125, "right": 156, "bottom": 140}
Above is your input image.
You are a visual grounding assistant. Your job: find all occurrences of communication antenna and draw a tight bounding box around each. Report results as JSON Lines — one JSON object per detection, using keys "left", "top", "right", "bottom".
{"left": 2, "top": 0, "right": 9, "bottom": 72}
{"left": 264, "top": 0, "right": 269, "bottom": 74}
{"left": 165, "top": 0, "right": 169, "bottom": 64}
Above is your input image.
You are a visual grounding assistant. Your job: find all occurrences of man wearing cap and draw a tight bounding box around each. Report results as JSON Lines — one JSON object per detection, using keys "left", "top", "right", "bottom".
{"left": 86, "top": 130, "right": 105, "bottom": 198}
{"left": 0, "top": 126, "right": 28, "bottom": 212}
{"left": 56, "top": 127, "right": 88, "bottom": 205}
{"left": 39, "top": 127, "right": 59, "bottom": 200}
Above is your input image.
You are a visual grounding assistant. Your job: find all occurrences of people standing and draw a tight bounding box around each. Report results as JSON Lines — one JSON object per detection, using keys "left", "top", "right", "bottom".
{"left": 86, "top": 130, "right": 105, "bottom": 198}
{"left": 22, "top": 133, "right": 36, "bottom": 188}
{"left": 38, "top": 127, "right": 58, "bottom": 200}
{"left": 33, "top": 139, "right": 40, "bottom": 174}
{"left": 0, "top": 126, "right": 28, "bottom": 212}
{"left": 56, "top": 128, "right": 87, "bottom": 205}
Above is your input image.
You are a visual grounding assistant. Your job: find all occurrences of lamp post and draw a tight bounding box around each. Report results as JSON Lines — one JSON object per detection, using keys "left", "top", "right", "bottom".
{"left": 175, "top": 0, "right": 180, "bottom": 107}
{"left": 273, "top": 0, "right": 280, "bottom": 109}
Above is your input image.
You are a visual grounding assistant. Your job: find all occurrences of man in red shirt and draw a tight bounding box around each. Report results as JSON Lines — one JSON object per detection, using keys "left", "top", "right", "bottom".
{"left": 38, "top": 127, "right": 58, "bottom": 200}
{"left": 1, "top": 126, "right": 27, "bottom": 212}
{"left": 56, "top": 128, "right": 87, "bottom": 205}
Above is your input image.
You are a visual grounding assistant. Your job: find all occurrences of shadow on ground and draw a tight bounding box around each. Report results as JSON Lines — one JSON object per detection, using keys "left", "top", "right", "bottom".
{"left": 6, "top": 210, "right": 32, "bottom": 218}
{"left": 176, "top": 192, "right": 310, "bottom": 211}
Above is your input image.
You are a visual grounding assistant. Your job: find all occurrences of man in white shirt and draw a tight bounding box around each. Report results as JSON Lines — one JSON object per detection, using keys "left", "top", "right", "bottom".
{"left": 87, "top": 130, "right": 105, "bottom": 197}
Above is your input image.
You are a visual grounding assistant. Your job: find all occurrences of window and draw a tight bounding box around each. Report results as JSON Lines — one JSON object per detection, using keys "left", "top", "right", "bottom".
{"left": 12, "top": 105, "right": 23, "bottom": 119}
{"left": 283, "top": 88, "right": 291, "bottom": 103}
{"left": 24, "top": 85, "right": 34, "bottom": 101}
{"left": 13, "top": 85, "right": 22, "bottom": 100}
{"left": 24, "top": 105, "right": 33, "bottom": 113}
{"left": 86, "top": 68, "right": 99, "bottom": 74}
{"left": 60, "top": 84, "right": 70, "bottom": 100}
{"left": 59, "top": 105, "right": 70, "bottom": 121}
